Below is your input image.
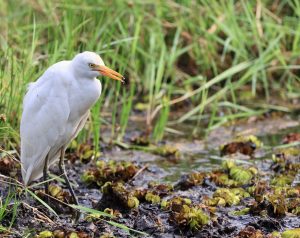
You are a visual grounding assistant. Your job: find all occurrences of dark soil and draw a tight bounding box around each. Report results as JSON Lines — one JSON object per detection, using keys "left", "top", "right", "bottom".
{"left": 0, "top": 116, "right": 300, "bottom": 238}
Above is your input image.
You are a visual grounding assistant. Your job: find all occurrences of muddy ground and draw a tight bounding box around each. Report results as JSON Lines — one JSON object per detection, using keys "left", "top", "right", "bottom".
{"left": 0, "top": 115, "right": 300, "bottom": 238}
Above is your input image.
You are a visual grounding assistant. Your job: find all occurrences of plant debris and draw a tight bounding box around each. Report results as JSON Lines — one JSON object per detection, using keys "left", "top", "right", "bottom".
{"left": 82, "top": 160, "right": 139, "bottom": 186}
{"left": 1, "top": 122, "right": 300, "bottom": 237}
{"left": 236, "top": 226, "right": 264, "bottom": 238}
{"left": 66, "top": 141, "right": 100, "bottom": 163}
{"left": 282, "top": 133, "right": 300, "bottom": 144}
{"left": 175, "top": 172, "right": 207, "bottom": 190}
{"left": 220, "top": 135, "right": 262, "bottom": 156}
{"left": 100, "top": 182, "right": 139, "bottom": 209}
{"left": 35, "top": 229, "right": 90, "bottom": 238}
{"left": 0, "top": 156, "right": 20, "bottom": 178}
{"left": 205, "top": 188, "right": 250, "bottom": 207}
{"left": 282, "top": 228, "right": 300, "bottom": 238}
{"left": 162, "top": 197, "right": 209, "bottom": 230}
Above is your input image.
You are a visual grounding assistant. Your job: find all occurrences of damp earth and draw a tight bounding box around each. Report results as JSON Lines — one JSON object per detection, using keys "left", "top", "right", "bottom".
{"left": 1, "top": 115, "right": 300, "bottom": 238}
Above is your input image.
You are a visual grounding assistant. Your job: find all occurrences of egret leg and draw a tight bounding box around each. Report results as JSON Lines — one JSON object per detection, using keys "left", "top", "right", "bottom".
{"left": 58, "top": 148, "right": 80, "bottom": 221}
{"left": 43, "top": 154, "right": 50, "bottom": 203}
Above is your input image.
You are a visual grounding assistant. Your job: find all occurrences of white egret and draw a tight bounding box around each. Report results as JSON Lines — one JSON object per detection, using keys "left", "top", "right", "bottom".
{"left": 20, "top": 51, "right": 124, "bottom": 216}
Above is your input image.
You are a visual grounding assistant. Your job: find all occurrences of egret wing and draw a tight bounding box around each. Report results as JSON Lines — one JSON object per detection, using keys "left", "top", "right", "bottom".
{"left": 20, "top": 76, "right": 70, "bottom": 185}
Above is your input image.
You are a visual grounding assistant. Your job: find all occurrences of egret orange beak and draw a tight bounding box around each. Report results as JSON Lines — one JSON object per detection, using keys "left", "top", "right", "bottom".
{"left": 95, "top": 65, "right": 125, "bottom": 83}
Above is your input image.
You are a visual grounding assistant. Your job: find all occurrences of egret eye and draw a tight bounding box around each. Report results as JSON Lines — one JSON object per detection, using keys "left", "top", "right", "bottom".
{"left": 88, "top": 63, "right": 96, "bottom": 68}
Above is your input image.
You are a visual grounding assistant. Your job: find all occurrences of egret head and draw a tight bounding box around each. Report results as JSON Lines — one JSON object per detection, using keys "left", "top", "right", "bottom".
{"left": 72, "top": 51, "right": 124, "bottom": 82}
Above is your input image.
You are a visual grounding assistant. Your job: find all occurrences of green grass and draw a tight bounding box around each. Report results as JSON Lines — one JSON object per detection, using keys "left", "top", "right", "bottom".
{"left": 0, "top": 175, "right": 145, "bottom": 236}
{"left": 0, "top": 188, "right": 19, "bottom": 235}
{"left": 1, "top": 0, "right": 300, "bottom": 148}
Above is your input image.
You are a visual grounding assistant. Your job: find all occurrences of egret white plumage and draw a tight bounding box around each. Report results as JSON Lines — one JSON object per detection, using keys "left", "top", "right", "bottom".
{"left": 20, "top": 51, "right": 124, "bottom": 215}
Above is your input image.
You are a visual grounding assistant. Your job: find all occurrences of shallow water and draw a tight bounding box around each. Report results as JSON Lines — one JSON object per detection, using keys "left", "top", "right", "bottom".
{"left": 152, "top": 121, "right": 300, "bottom": 183}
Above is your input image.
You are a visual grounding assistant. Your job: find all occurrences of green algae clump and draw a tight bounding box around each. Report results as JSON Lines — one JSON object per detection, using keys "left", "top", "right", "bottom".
{"left": 145, "top": 192, "right": 161, "bottom": 204}
{"left": 207, "top": 188, "right": 250, "bottom": 207}
{"left": 162, "top": 197, "right": 209, "bottom": 230}
{"left": 282, "top": 228, "right": 300, "bottom": 238}
{"left": 35, "top": 231, "right": 53, "bottom": 238}
{"left": 271, "top": 175, "right": 294, "bottom": 187}
{"left": 229, "top": 166, "right": 254, "bottom": 185}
